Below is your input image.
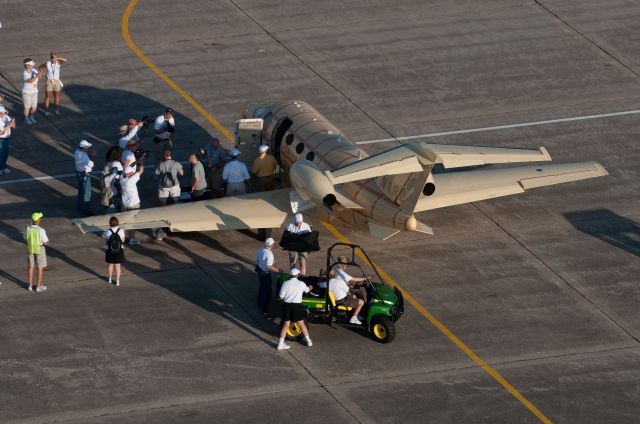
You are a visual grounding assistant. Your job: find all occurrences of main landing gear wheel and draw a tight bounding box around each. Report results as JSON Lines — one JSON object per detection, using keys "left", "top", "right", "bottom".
{"left": 370, "top": 316, "right": 396, "bottom": 343}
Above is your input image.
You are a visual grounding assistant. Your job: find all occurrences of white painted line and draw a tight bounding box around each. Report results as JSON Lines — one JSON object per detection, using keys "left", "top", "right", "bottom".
{"left": 355, "top": 108, "right": 640, "bottom": 145}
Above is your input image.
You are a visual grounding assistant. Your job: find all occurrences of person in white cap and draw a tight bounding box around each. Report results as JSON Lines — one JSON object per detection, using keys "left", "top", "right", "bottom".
{"left": 43, "top": 51, "right": 68, "bottom": 116}
{"left": 0, "top": 106, "right": 16, "bottom": 174}
{"left": 255, "top": 237, "right": 280, "bottom": 315}
{"left": 222, "top": 148, "right": 250, "bottom": 196}
{"left": 277, "top": 267, "right": 313, "bottom": 350}
{"left": 251, "top": 144, "right": 277, "bottom": 192}
{"left": 118, "top": 118, "right": 144, "bottom": 149}
{"left": 74, "top": 140, "right": 96, "bottom": 215}
{"left": 328, "top": 267, "right": 365, "bottom": 325}
{"left": 21, "top": 58, "right": 46, "bottom": 126}
{"left": 287, "top": 213, "right": 312, "bottom": 275}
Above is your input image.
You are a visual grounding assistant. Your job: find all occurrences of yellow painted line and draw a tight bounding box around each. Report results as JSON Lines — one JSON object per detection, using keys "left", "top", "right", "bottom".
{"left": 321, "top": 221, "right": 553, "bottom": 424}
{"left": 121, "top": 0, "right": 234, "bottom": 142}
{"left": 122, "top": 2, "right": 551, "bottom": 422}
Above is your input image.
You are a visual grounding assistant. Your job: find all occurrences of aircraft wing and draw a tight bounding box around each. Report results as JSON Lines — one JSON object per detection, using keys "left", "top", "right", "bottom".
{"left": 72, "top": 189, "right": 292, "bottom": 233}
{"left": 415, "top": 161, "right": 608, "bottom": 212}
{"left": 328, "top": 142, "right": 552, "bottom": 184}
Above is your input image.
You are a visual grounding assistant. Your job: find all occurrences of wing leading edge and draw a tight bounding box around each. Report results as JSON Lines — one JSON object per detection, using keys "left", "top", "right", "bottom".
{"left": 72, "top": 189, "right": 293, "bottom": 233}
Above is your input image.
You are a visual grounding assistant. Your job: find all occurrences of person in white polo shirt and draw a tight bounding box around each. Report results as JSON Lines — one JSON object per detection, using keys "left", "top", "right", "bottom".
{"left": 287, "top": 213, "right": 312, "bottom": 275}
{"left": 328, "top": 268, "right": 365, "bottom": 325}
{"left": 120, "top": 162, "right": 145, "bottom": 245}
{"left": 222, "top": 148, "right": 250, "bottom": 196}
{"left": 277, "top": 268, "right": 313, "bottom": 350}
{"left": 21, "top": 58, "right": 45, "bottom": 126}
{"left": 74, "top": 140, "right": 95, "bottom": 215}
{"left": 0, "top": 106, "right": 16, "bottom": 174}
{"left": 43, "top": 52, "right": 68, "bottom": 116}
{"left": 255, "top": 237, "right": 281, "bottom": 315}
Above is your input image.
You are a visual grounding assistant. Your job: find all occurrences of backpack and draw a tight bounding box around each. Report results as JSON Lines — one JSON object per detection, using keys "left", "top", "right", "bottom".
{"left": 159, "top": 162, "right": 176, "bottom": 188}
{"left": 108, "top": 228, "right": 123, "bottom": 253}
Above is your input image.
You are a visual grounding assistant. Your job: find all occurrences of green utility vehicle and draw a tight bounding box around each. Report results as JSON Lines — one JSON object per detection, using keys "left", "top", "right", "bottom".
{"left": 275, "top": 243, "right": 404, "bottom": 343}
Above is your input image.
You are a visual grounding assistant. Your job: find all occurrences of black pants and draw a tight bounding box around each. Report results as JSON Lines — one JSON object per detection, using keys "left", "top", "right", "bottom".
{"left": 256, "top": 269, "right": 272, "bottom": 313}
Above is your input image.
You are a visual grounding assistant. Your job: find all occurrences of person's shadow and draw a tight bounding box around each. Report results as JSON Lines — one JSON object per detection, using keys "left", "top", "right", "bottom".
{"left": 564, "top": 209, "right": 640, "bottom": 257}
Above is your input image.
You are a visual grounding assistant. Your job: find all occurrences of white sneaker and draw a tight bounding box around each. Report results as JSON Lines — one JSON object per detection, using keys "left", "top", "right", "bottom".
{"left": 54, "top": 110, "right": 61, "bottom": 116}
{"left": 349, "top": 316, "right": 362, "bottom": 325}
{"left": 30, "top": 116, "right": 38, "bottom": 124}
{"left": 2, "top": 169, "right": 11, "bottom": 174}
{"left": 107, "top": 277, "right": 112, "bottom": 284}
{"left": 44, "top": 111, "right": 52, "bottom": 117}
{"left": 36, "top": 286, "right": 47, "bottom": 292}
{"left": 277, "top": 343, "right": 290, "bottom": 351}
{"left": 24, "top": 118, "right": 34, "bottom": 126}
{"left": 115, "top": 280, "right": 120, "bottom": 287}
{"left": 27, "top": 285, "right": 34, "bottom": 291}
{"left": 305, "top": 338, "right": 313, "bottom": 347}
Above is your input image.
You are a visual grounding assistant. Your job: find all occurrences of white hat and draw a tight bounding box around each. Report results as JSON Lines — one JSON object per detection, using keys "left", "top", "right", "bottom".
{"left": 258, "top": 145, "right": 269, "bottom": 153}
{"left": 79, "top": 140, "right": 92, "bottom": 148}
{"left": 119, "top": 124, "right": 128, "bottom": 134}
{"left": 289, "top": 268, "right": 301, "bottom": 276}
{"left": 295, "top": 213, "right": 303, "bottom": 223}
{"left": 265, "top": 237, "right": 275, "bottom": 246}
{"left": 24, "top": 60, "right": 35, "bottom": 66}
{"left": 123, "top": 166, "right": 134, "bottom": 174}
{"left": 230, "top": 148, "right": 241, "bottom": 157}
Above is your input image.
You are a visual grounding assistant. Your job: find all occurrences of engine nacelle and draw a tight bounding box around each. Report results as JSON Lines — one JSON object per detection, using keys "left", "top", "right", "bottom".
{"left": 289, "top": 160, "right": 337, "bottom": 207}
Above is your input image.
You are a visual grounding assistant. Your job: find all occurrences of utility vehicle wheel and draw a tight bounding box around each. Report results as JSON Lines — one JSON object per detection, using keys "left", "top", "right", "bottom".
{"left": 285, "top": 318, "right": 308, "bottom": 341}
{"left": 370, "top": 316, "right": 395, "bottom": 343}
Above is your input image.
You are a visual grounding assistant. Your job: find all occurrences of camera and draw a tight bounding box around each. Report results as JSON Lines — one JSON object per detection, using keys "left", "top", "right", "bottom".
{"left": 133, "top": 147, "right": 149, "bottom": 160}
{"left": 165, "top": 121, "right": 174, "bottom": 133}
{"left": 196, "top": 146, "right": 206, "bottom": 160}
{"left": 140, "top": 115, "right": 154, "bottom": 127}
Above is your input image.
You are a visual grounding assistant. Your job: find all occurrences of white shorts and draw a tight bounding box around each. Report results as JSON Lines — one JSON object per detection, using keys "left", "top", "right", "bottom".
{"left": 22, "top": 91, "right": 38, "bottom": 109}
{"left": 158, "top": 186, "right": 181, "bottom": 203}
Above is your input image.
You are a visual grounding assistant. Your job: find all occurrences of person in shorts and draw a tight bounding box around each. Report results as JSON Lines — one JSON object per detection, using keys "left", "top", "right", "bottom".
{"left": 43, "top": 52, "right": 68, "bottom": 116}
{"left": 21, "top": 58, "right": 45, "bottom": 126}
{"left": 24, "top": 212, "right": 49, "bottom": 292}
{"left": 286, "top": 213, "right": 312, "bottom": 275}
{"left": 103, "top": 216, "right": 125, "bottom": 286}
{"left": 328, "top": 268, "right": 365, "bottom": 325}
{"left": 277, "top": 268, "right": 313, "bottom": 350}
{"left": 156, "top": 149, "right": 183, "bottom": 205}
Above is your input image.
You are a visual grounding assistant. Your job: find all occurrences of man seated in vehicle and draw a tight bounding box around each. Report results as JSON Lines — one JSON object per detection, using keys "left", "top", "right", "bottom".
{"left": 336, "top": 255, "right": 370, "bottom": 287}
{"left": 328, "top": 268, "right": 365, "bottom": 325}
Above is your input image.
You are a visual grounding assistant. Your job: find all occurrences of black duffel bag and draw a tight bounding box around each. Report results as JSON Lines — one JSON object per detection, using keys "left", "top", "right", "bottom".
{"left": 279, "top": 230, "right": 321, "bottom": 252}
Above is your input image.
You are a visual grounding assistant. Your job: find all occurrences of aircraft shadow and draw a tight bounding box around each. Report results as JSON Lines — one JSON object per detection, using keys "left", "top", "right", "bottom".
{"left": 564, "top": 209, "right": 640, "bottom": 257}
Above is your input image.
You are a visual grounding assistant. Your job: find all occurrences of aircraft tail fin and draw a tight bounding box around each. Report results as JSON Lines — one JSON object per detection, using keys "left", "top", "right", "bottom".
{"left": 374, "top": 162, "right": 435, "bottom": 214}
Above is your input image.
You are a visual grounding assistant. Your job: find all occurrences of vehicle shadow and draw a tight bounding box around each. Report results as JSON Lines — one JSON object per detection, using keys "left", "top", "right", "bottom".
{"left": 564, "top": 209, "right": 640, "bottom": 257}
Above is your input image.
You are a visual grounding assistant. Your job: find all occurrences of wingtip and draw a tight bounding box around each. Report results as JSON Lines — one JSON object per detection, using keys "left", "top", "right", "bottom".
{"left": 538, "top": 146, "right": 552, "bottom": 161}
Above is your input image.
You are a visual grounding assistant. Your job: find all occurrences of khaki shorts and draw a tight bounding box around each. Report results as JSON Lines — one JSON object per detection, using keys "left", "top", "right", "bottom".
{"left": 289, "top": 251, "right": 308, "bottom": 268}
{"left": 27, "top": 248, "right": 47, "bottom": 268}
{"left": 46, "top": 79, "right": 62, "bottom": 92}
{"left": 158, "top": 186, "right": 181, "bottom": 203}
{"left": 22, "top": 91, "right": 38, "bottom": 109}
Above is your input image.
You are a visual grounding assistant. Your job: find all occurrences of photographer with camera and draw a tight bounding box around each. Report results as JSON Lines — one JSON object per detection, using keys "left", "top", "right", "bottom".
{"left": 121, "top": 138, "right": 150, "bottom": 175}
{"left": 118, "top": 118, "right": 145, "bottom": 149}
{"left": 120, "top": 160, "right": 145, "bottom": 245}
{"left": 153, "top": 108, "right": 175, "bottom": 168}
{"left": 74, "top": 140, "right": 96, "bottom": 215}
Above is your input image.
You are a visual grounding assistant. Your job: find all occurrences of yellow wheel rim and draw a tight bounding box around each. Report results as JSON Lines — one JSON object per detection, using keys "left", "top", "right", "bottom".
{"left": 373, "top": 323, "right": 387, "bottom": 340}
{"left": 288, "top": 322, "right": 302, "bottom": 337}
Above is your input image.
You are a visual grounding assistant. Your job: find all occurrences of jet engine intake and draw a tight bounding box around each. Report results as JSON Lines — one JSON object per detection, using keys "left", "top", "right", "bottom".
{"left": 289, "top": 160, "right": 338, "bottom": 207}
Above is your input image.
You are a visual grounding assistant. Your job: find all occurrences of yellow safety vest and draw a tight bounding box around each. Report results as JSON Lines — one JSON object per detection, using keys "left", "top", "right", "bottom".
{"left": 26, "top": 225, "right": 41, "bottom": 255}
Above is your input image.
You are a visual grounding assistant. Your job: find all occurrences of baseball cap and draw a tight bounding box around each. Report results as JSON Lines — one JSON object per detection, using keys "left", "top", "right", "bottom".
{"left": 295, "top": 213, "right": 303, "bottom": 223}
{"left": 79, "top": 140, "right": 92, "bottom": 148}
{"left": 258, "top": 145, "right": 269, "bottom": 153}
{"left": 127, "top": 118, "right": 137, "bottom": 125}
{"left": 230, "top": 148, "right": 241, "bottom": 157}
{"left": 289, "top": 268, "right": 301, "bottom": 276}
{"left": 338, "top": 255, "right": 348, "bottom": 264}
{"left": 23, "top": 58, "right": 35, "bottom": 66}
{"left": 165, "top": 107, "right": 174, "bottom": 114}
{"left": 119, "top": 124, "right": 128, "bottom": 134}
{"left": 124, "top": 166, "right": 134, "bottom": 174}
{"left": 265, "top": 237, "right": 275, "bottom": 246}
{"left": 31, "top": 211, "right": 44, "bottom": 221}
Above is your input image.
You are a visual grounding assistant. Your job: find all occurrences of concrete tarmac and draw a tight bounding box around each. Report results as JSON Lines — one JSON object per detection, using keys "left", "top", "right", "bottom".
{"left": 0, "top": 1, "right": 639, "bottom": 423}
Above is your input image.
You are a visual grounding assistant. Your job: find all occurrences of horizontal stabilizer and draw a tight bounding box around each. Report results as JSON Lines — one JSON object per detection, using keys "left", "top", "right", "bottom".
{"left": 415, "top": 143, "right": 552, "bottom": 169}
{"left": 415, "top": 161, "right": 608, "bottom": 212}
{"left": 368, "top": 220, "right": 401, "bottom": 240}
{"left": 412, "top": 219, "right": 434, "bottom": 235}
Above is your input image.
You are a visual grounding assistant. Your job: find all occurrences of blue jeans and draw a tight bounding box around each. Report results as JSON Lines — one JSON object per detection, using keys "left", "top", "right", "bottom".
{"left": 76, "top": 172, "right": 92, "bottom": 213}
{"left": 256, "top": 269, "right": 272, "bottom": 313}
{"left": 0, "top": 136, "right": 10, "bottom": 170}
